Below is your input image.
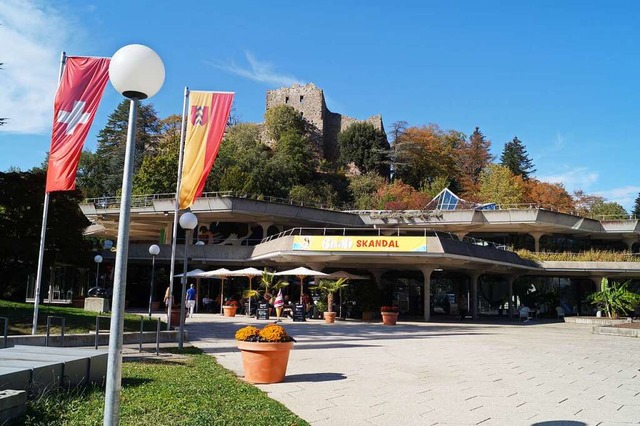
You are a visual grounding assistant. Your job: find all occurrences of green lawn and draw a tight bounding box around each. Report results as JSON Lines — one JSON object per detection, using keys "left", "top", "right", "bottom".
{"left": 19, "top": 347, "right": 308, "bottom": 426}
{"left": 0, "top": 300, "right": 162, "bottom": 335}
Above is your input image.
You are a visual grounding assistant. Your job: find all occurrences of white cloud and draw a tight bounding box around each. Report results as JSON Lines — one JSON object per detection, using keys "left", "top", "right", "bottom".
{"left": 594, "top": 186, "right": 640, "bottom": 210}
{"left": 538, "top": 166, "right": 598, "bottom": 192}
{"left": 211, "top": 51, "right": 305, "bottom": 87}
{"left": 536, "top": 132, "right": 568, "bottom": 162}
{"left": 0, "top": 1, "right": 76, "bottom": 134}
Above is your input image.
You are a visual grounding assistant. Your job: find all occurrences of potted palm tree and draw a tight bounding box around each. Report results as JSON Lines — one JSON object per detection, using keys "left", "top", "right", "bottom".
{"left": 243, "top": 269, "right": 289, "bottom": 317}
{"left": 310, "top": 278, "right": 348, "bottom": 324}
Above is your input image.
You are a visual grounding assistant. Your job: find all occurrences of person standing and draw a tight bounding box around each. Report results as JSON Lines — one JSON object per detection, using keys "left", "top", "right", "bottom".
{"left": 186, "top": 283, "right": 197, "bottom": 318}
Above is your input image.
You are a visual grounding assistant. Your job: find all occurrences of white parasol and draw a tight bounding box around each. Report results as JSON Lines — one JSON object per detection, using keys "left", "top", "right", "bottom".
{"left": 199, "top": 268, "right": 232, "bottom": 314}
{"left": 275, "top": 266, "right": 328, "bottom": 304}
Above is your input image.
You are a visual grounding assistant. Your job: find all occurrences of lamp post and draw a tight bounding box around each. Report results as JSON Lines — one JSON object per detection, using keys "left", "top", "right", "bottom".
{"left": 103, "top": 44, "right": 164, "bottom": 426}
{"left": 102, "top": 240, "right": 113, "bottom": 291}
{"left": 148, "top": 244, "right": 160, "bottom": 317}
{"left": 178, "top": 212, "right": 198, "bottom": 350}
{"left": 94, "top": 255, "right": 103, "bottom": 288}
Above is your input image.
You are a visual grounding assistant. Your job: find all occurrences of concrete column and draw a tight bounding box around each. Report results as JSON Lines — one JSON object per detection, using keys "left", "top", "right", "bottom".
{"left": 469, "top": 271, "right": 482, "bottom": 320}
{"left": 257, "top": 222, "right": 274, "bottom": 239}
{"left": 163, "top": 222, "right": 172, "bottom": 244}
{"left": 506, "top": 275, "right": 518, "bottom": 317}
{"left": 622, "top": 238, "right": 635, "bottom": 253}
{"left": 529, "top": 232, "right": 545, "bottom": 252}
{"left": 418, "top": 267, "right": 434, "bottom": 321}
{"left": 369, "top": 270, "right": 385, "bottom": 290}
{"left": 590, "top": 276, "right": 604, "bottom": 292}
{"left": 456, "top": 232, "right": 468, "bottom": 241}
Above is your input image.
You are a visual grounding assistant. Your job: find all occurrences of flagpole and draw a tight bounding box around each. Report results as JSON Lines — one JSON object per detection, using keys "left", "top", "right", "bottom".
{"left": 32, "top": 51, "right": 67, "bottom": 335}
{"left": 167, "top": 86, "right": 190, "bottom": 330}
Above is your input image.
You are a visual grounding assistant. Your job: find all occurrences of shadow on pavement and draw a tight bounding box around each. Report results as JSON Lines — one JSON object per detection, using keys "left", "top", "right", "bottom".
{"left": 284, "top": 372, "right": 347, "bottom": 383}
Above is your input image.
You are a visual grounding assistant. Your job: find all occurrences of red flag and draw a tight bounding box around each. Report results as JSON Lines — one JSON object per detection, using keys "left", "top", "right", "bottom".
{"left": 46, "top": 56, "right": 110, "bottom": 192}
{"left": 179, "top": 91, "right": 234, "bottom": 209}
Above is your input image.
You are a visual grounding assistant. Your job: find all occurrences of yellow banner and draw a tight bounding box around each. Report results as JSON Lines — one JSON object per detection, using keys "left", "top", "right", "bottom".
{"left": 292, "top": 236, "right": 427, "bottom": 252}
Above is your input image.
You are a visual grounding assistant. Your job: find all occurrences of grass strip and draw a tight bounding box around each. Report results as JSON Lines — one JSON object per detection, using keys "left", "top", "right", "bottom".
{"left": 19, "top": 347, "right": 308, "bottom": 426}
{"left": 0, "top": 300, "right": 162, "bottom": 335}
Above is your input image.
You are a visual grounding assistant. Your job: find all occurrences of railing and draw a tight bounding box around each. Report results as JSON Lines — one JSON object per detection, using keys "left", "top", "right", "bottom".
{"left": 84, "top": 191, "right": 342, "bottom": 212}
{"left": 45, "top": 316, "right": 66, "bottom": 347}
{"left": 260, "top": 227, "right": 508, "bottom": 251}
{"left": 84, "top": 192, "right": 639, "bottom": 221}
{"left": 0, "top": 317, "right": 8, "bottom": 348}
{"left": 96, "top": 315, "right": 161, "bottom": 355}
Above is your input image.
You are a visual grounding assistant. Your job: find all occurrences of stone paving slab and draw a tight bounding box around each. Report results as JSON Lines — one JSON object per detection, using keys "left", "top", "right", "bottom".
{"left": 185, "top": 315, "right": 640, "bottom": 425}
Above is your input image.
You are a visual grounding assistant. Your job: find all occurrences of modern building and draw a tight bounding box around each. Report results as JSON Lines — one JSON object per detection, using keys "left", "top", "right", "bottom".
{"left": 73, "top": 189, "right": 640, "bottom": 321}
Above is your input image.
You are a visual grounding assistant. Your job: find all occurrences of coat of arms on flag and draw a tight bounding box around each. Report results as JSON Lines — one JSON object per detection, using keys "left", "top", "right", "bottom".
{"left": 190, "top": 105, "right": 209, "bottom": 126}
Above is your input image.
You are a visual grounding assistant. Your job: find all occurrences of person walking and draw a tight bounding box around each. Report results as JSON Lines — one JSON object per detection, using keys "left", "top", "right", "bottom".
{"left": 186, "top": 283, "right": 197, "bottom": 318}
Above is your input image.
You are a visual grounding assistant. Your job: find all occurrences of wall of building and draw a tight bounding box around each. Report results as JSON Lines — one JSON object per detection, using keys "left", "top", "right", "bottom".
{"left": 266, "top": 83, "right": 384, "bottom": 161}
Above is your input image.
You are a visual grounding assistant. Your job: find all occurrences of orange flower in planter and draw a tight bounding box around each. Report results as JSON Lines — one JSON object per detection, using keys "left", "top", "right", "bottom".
{"left": 380, "top": 306, "right": 398, "bottom": 312}
{"left": 224, "top": 300, "right": 239, "bottom": 307}
{"left": 235, "top": 325, "right": 260, "bottom": 341}
{"left": 235, "top": 323, "right": 295, "bottom": 342}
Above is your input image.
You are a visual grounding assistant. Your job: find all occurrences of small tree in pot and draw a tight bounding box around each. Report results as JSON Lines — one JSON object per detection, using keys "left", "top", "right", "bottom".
{"left": 310, "top": 278, "right": 348, "bottom": 323}
{"left": 588, "top": 278, "right": 640, "bottom": 319}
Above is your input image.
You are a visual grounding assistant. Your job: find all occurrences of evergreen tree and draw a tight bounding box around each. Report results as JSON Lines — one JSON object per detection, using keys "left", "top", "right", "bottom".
{"left": 80, "top": 101, "right": 161, "bottom": 197}
{"left": 338, "top": 122, "right": 390, "bottom": 178}
{"left": 457, "top": 127, "right": 493, "bottom": 198}
{"left": 632, "top": 193, "right": 640, "bottom": 218}
{"left": 500, "top": 136, "right": 536, "bottom": 180}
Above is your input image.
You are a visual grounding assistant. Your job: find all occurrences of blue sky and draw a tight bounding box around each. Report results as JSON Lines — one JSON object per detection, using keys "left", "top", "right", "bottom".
{"left": 1, "top": 0, "right": 639, "bottom": 209}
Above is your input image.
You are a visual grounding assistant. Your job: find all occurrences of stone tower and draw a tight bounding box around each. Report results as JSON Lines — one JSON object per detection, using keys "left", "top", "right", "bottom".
{"left": 266, "top": 83, "right": 384, "bottom": 161}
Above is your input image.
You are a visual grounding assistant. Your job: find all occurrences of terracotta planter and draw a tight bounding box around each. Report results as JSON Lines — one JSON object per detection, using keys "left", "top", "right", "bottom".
{"left": 323, "top": 312, "right": 337, "bottom": 324}
{"left": 151, "top": 301, "right": 161, "bottom": 311}
{"left": 381, "top": 311, "right": 398, "bottom": 325}
{"left": 169, "top": 307, "right": 187, "bottom": 328}
{"left": 223, "top": 306, "right": 238, "bottom": 317}
{"left": 237, "top": 341, "right": 294, "bottom": 384}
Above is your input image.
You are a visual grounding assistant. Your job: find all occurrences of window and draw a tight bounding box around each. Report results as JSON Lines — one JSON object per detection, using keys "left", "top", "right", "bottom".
{"left": 299, "top": 95, "right": 304, "bottom": 103}
{"left": 285, "top": 96, "right": 289, "bottom": 104}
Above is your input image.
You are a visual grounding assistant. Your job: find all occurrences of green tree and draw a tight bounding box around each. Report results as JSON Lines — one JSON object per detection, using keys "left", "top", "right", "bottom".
{"left": 133, "top": 115, "right": 181, "bottom": 195}
{"left": 264, "top": 105, "right": 307, "bottom": 141}
{"left": 82, "top": 101, "right": 161, "bottom": 197}
{"left": 589, "top": 200, "right": 628, "bottom": 219}
{"left": 632, "top": 193, "right": 640, "bottom": 218}
{"left": 588, "top": 278, "right": 640, "bottom": 318}
{"left": 347, "top": 172, "right": 387, "bottom": 210}
{"left": 478, "top": 164, "right": 525, "bottom": 205}
{"left": 0, "top": 170, "right": 90, "bottom": 299}
{"left": 338, "top": 122, "right": 390, "bottom": 177}
{"left": 500, "top": 136, "right": 536, "bottom": 180}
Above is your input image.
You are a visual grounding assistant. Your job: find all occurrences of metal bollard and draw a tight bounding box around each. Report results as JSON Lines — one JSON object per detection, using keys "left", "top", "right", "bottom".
{"left": 139, "top": 315, "right": 144, "bottom": 353}
{"left": 45, "top": 316, "right": 65, "bottom": 347}
{"left": 95, "top": 315, "right": 110, "bottom": 349}
{"left": 156, "top": 317, "right": 161, "bottom": 356}
{"left": 0, "top": 317, "right": 8, "bottom": 348}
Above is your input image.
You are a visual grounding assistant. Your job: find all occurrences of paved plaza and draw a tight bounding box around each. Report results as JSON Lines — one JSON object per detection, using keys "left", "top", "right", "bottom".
{"left": 184, "top": 315, "right": 640, "bottom": 426}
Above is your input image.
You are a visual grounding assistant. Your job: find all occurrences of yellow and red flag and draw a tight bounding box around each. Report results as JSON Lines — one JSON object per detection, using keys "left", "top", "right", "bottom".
{"left": 46, "top": 56, "right": 110, "bottom": 192}
{"left": 179, "top": 91, "right": 234, "bottom": 209}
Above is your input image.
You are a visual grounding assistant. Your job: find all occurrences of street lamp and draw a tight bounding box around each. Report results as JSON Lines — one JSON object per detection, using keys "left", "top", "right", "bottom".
{"left": 148, "top": 244, "right": 160, "bottom": 317}
{"left": 178, "top": 212, "right": 198, "bottom": 350}
{"left": 103, "top": 44, "right": 164, "bottom": 426}
{"left": 94, "top": 255, "right": 103, "bottom": 288}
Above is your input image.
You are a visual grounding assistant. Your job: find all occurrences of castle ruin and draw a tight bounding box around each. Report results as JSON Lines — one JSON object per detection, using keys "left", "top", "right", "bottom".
{"left": 266, "top": 83, "right": 384, "bottom": 161}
